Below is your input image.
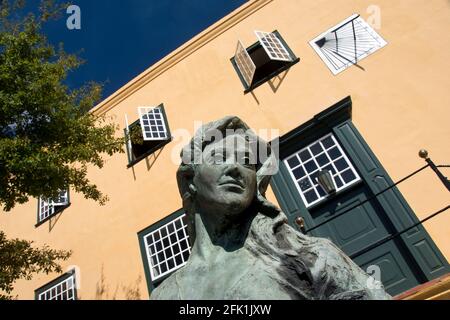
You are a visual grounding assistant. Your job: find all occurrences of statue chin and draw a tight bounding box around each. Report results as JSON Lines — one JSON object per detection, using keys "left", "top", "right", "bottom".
{"left": 198, "top": 195, "right": 253, "bottom": 221}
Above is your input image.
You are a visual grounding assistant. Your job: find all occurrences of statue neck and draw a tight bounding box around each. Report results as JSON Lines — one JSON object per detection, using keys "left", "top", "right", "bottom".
{"left": 190, "top": 208, "right": 255, "bottom": 261}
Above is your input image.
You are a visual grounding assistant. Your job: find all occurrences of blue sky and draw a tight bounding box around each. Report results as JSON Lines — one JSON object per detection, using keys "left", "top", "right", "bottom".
{"left": 41, "top": 0, "right": 247, "bottom": 99}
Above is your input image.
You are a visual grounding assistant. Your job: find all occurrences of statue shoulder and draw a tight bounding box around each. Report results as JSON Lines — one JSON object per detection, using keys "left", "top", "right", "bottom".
{"left": 149, "top": 272, "right": 182, "bottom": 300}
{"left": 307, "top": 236, "right": 392, "bottom": 300}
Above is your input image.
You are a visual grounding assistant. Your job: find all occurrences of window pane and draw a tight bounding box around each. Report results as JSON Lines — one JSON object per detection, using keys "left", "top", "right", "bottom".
{"left": 321, "top": 136, "right": 334, "bottom": 149}
{"left": 180, "top": 240, "right": 188, "bottom": 251}
{"left": 334, "top": 175, "right": 344, "bottom": 188}
{"left": 304, "top": 190, "right": 318, "bottom": 204}
{"left": 316, "top": 186, "right": 327, "bottom": 197}
{"left": 287, "top": 156, "right": 300, "bottom": 169}
{"left": 167, "top": 259, "right": 175, "bottom": 270}
{"left": 304, "top": 160, "right": 318, "bottom": 173}
{"left": 175, "top": 254, "right": 183, "bottom": 265}
{"left": 298, "top": 178, "right": 312, "bottom": 192}
{"left": 299, "top": 150, "right": 311, "bottom": 162}
{"left": 334, "top": 157, "right": 349, "bottom": 171}
{"left": 327, "top": 147, "right": 341, "bottom": 160}
{"left": 292, "top": 166, "right": 306, "bottom": 180}
{"left": 316, "top": 153, "right": 329, "bottom": 167}
{"left": 310, "top": 143, "right": 323, "bottom": 155}
{"left": 341, "top": 169, "right": 357, "bottom": 183}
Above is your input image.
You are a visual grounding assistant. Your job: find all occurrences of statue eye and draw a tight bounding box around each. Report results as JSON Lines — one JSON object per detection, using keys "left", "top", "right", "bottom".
{"left": 213, "top": 153, "right": 226, "bottom": 164}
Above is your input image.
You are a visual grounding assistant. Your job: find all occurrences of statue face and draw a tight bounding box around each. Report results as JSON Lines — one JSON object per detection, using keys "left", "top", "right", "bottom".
{"left": 192, "top": 134, "right": 257, "bottom": 219}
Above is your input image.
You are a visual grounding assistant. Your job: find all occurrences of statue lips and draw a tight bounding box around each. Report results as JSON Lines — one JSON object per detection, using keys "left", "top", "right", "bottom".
{"left": 219, "top": 179, "right": 245, "bottom": 190}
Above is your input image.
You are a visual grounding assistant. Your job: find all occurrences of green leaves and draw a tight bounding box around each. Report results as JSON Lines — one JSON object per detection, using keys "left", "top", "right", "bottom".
{"left": 0, "top": 231, "right": 71, "bottom": 300}
{"left": 0, "top": 0, "right": 125, "bottom": 211}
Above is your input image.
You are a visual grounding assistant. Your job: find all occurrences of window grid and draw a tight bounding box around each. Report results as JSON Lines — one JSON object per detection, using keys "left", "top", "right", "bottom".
{"left": 144, "top": 214, "right": 191, "bottom": 282}
{"left": 38, "top": 190, "right": 68, "bottom": 222}
{"left": 138, "top": 106, "right": 169, "bottom": 141}
{"left": 309, "top": 14, "right": 387, "bottom": 75}
{"left": 39, "top": 198, "right": 55, "bottom": 222}
{"left": 284, "top": 134, "right": 361, "bottom": 207}
{"left": 255, "top": 31, "right": 292, "bottom": 62}
{"left": 234, "top": 40, "right": 256, "bottom": 87}
{"left": 37, "top": 274, "right": 76, "bottom": 300}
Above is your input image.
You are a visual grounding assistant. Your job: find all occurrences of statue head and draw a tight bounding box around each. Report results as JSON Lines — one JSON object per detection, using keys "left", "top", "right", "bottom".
{"left": 176, "top": 116, "right": 280, "bottom": 242}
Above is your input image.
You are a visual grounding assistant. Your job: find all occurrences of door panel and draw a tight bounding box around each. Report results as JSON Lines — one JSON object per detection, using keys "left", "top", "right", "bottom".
{"left": 310, "top": 185, "right": 391, "bottom": 256}
{"left": 353, "top": 241, "right": 420, "bottom": 295}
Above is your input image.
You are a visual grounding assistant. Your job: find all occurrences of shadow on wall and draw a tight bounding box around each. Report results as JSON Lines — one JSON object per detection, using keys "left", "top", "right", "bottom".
{"left": 79, "top": 265, "right": 142, "bottom": 300}
{"left": 249, "top": 69, "right": 290, "bottom": 105}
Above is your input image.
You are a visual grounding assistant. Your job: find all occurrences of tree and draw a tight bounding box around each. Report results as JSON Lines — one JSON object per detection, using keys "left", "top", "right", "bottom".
{"left": 0, "top": 0, "right": 125, "bottom": 212}
{"left": 0, "top": 231, "right": 71, "bottom": 300}
{"left": 0, "top": 0, "right": 124, "bottom": 298}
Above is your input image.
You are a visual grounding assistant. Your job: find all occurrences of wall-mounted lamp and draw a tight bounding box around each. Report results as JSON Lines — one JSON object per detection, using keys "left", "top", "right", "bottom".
{"left": 419, "top": 149, "right": 450, "bottom": 192}
{"left": 316, "top": 169, "right": 336, "bottom": 195}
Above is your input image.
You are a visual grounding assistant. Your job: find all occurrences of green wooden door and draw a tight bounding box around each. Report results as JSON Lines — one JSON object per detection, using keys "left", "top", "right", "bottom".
{"left": 271, "top": 98, "right": 449, "bottom": 296}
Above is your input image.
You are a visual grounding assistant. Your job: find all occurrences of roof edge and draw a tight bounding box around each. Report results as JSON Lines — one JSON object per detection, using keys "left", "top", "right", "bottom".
{"left": 91, "top": 0, "right": 274, "bottom": 116}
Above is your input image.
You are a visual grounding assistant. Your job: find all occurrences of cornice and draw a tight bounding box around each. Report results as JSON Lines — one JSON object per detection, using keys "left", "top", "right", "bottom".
{"left": 91, "top": 0, "right": 274, "bottom": 116}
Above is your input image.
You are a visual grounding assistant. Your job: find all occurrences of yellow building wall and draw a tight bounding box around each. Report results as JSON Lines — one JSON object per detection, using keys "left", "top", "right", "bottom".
{"left": 1, "top": 0, "right": 449, "bottom": 299}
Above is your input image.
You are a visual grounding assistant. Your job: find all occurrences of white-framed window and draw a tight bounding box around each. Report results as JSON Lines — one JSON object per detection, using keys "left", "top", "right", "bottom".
{"left": 255, "top": 30, "right": 292, "bottom": 62}
{"left": 284, "top": 134, "right": 361, "bottom": 207}
{"left": 138, "top": 106, "right": 169, "bottom": 141}
{"left": 309, "top": 14, "right": 387, "bottom": 75}
{"left": 124, "top": 104, "right": 171, "bottom": 166}
{"left": 36, "top": 272, "right": 76, "bottom": 300}
{"left": 235, "top": 40, "right": 256, "bottom": 87}
{"left": 38, "top": 190, "right": 69, "bottom": 223}
{"left": 143, "top": 214, "right": 191, "bottom": 282}
{"left": 232, "top": 30, "right": 297, "bottom": 91}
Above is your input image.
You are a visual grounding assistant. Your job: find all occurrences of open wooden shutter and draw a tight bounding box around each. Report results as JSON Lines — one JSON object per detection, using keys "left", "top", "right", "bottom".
{"left": 255, "top": 30, "right": 292, "bottom": 62}
{"left": 138, "top": 106, "right": 169, "bottom": 141}
{"left": 234, "top": 40, "right": 256, "bottom": 87}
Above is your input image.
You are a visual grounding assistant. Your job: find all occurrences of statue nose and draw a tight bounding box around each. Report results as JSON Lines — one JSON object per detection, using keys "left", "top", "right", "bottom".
{"left": 224, "top": 163, "right": 242, "bottom": 179}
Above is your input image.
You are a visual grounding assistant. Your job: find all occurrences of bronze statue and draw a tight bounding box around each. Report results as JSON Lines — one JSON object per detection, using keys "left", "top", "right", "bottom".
{"left": 151, "top": 116, "right": 391, "bottom": 300}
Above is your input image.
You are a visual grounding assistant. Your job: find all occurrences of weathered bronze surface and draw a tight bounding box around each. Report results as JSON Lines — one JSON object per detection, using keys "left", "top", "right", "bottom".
{"left": 151, "top": 116, "right": 391, "bottom": 300}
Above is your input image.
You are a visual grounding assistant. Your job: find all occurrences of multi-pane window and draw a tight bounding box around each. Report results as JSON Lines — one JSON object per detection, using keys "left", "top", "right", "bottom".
{"left": 125, "top": 104, "right": 171, "bottom": 166}
{"left": 309, "top": 14, "right": 387, "bottom": 75}
{"left": 232, "top": 30, "right": 298, "bottom": 91}
{"left": 235, "top": 40, "right": 256, "bottom": 87}
{"left": 138, "top": 106, "right": 169, "bottom": 141}
{"left": 36, "top": 272, "right": 76, "bottom": 300}
{"left": 38, "top": 190, "right": 69, "bottom": 223}
{"left": 255, "top": 31, "right": 292, "bottom": 62}
{"left": 284, "top": 134, "right": 361, "bottom": 207}
{"left": 142, "top": 214, "right": 191, "bottom": 283}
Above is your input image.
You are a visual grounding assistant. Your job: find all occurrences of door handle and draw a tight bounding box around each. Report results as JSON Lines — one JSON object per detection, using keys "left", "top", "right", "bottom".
{"left": 295, "top": 216, "right": 306, "bottom": 233}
